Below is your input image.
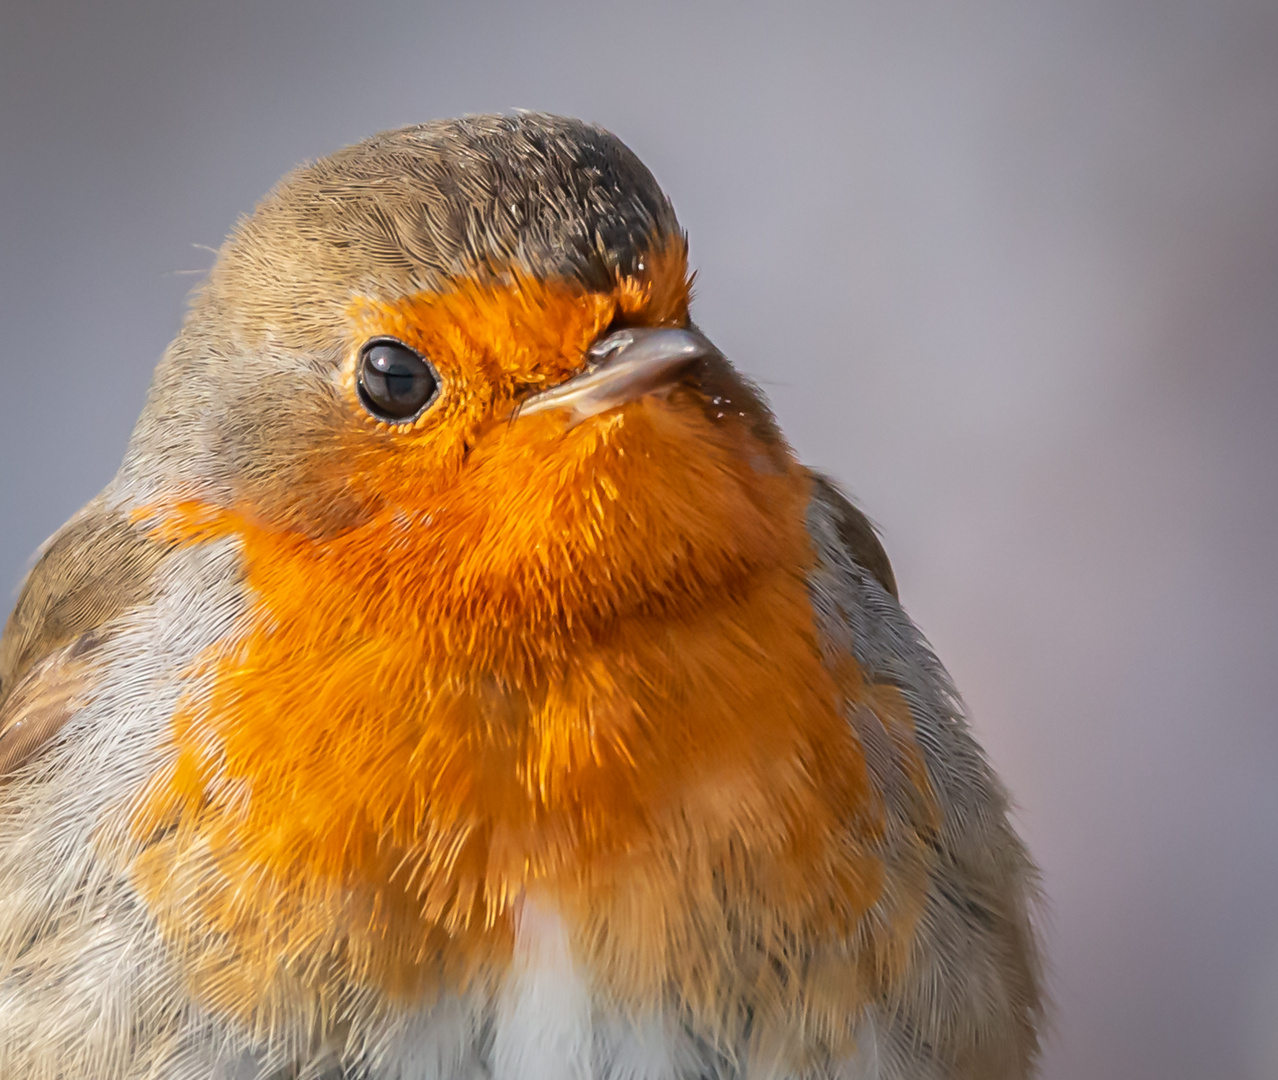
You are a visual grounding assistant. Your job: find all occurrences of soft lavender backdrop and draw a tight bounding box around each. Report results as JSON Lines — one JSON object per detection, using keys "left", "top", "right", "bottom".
{"left": 3, "top": 2, "right": 1276, "bottom": 1077}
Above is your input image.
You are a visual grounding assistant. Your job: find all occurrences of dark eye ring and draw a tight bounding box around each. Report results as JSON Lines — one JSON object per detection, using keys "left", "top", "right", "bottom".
{"left": 356, "top": 338, "right": 440, "bottom": 423}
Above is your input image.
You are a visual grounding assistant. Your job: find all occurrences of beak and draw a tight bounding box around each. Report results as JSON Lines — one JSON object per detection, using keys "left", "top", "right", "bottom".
{"left": 515, "top": 326, "right": 717, "bottom": 424}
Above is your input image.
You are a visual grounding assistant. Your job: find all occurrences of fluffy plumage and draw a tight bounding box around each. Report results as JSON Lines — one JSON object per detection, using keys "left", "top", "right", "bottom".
{"left": 0, "top": 113, "right": 1042, "bottom": 1080}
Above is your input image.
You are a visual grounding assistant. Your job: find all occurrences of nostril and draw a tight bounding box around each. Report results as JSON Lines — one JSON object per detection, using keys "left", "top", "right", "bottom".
{"left": 586, "top": 328, "right": 638, "bottom": 366}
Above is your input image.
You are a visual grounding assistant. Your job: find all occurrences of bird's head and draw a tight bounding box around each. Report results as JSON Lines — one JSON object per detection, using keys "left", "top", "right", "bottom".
{"left": 130, "top": 113, "right": 805, "bottom": 677}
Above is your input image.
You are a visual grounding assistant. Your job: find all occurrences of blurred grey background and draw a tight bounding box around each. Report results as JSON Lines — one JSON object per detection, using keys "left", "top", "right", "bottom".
{"left": 2, "top": 1, "right": 1276, "bottom": 1077}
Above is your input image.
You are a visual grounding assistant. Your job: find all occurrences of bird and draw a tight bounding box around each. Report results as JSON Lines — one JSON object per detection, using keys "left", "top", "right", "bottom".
{"left": 0, "top": 113, "right": 1042, "bottom": 1080}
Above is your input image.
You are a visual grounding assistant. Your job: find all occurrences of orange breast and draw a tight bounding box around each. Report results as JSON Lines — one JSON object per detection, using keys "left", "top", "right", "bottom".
{"left": 129, "top": 258, "right": 927, "bottom": 1049}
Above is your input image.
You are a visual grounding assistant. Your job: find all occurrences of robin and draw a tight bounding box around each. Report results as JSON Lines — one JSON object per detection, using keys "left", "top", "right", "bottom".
{"left": 0, "top": 114, "right": 1042, "bottom": 1080}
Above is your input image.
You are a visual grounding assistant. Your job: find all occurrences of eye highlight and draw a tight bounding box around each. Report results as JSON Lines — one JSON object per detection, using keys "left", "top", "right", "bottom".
{"left": 356, "top": 338, "right": 440, "bottom": 422}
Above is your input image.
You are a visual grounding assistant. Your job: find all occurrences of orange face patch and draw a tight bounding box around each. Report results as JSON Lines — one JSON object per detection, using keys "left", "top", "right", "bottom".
{"left": 130, "top": 241, "right": 925, "bottom": 1047}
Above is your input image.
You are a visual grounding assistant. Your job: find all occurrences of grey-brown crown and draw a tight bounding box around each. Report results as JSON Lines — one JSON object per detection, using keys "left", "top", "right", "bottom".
{"left": 199, "top": 113, "right": 682, "bottom": 351}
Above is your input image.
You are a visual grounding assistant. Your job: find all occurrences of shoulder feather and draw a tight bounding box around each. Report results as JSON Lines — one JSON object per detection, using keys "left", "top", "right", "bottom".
{"left": 807, "top": 473, "right": 897, "bottom": 598}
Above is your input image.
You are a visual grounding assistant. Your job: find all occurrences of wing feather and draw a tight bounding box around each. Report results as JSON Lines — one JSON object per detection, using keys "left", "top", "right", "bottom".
{"left": 805, "top": 475, "right": 1044, "bottom": 1080}
{"left": 0, "top": 501, "right": 170, "bottom": 776}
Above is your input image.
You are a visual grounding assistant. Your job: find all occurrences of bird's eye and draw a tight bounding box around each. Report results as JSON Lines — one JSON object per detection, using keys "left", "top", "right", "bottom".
{"left": 356, "top": 339, "right": 440, "bottom": 422}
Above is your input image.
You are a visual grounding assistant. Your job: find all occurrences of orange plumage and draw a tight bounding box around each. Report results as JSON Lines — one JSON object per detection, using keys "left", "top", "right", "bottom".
{"left": 131, "top": 247, "right": 929, "bottom": 1050}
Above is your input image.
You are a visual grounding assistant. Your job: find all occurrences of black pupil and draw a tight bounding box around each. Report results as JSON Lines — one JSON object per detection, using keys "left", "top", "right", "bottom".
{"left": 358, "top": 342, "right": 437, "bottom": 420}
